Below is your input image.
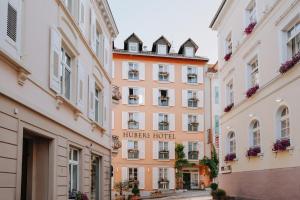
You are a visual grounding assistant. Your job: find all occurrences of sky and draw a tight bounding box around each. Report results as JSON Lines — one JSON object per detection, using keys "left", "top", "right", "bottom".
{"left": 108, "top": 0, "right": 222, "bottom": 64}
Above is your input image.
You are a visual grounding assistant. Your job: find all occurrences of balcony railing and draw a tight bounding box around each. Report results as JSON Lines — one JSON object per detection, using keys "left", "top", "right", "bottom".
{"left": 159, "top": 121, "right": 169, "bottom": 130}
{"left": 188, "top": 151, "right": 199, "bottom": 160}
{"left": 187, "top": 73, "right": 198, "bottom": 83}
{"left": 188, "top": 122, "right": 199, "bottom": 131}
{"left": 128, "top": 120, "right": 139, "bottom": 129}
{"left": 128, "top": 149, "right": 139, "bottom": 159}
{"left": 128, "top": 94, "right": 139, "bottom": 104}
{"left": 159, "top": 96, "right": 169, "bottom": 106}
{"left": 159, "top": 150, "right": 169, "bottom": 160}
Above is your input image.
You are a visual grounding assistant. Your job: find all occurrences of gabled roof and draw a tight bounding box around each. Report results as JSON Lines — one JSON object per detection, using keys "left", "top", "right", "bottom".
{"left": 151, "top": 35, "right": 172, "bottom": 52}
{"left": 178, "top": 38, "right": 199, "bottom": 54}
{"left": 124, "top": 33, "right": 143, "bottom": 51}
{"left": 124, "top": 33, "right": 143, "bottom": 44}
{"left": 209, "top": 0, "right": 228, "bottom": 29}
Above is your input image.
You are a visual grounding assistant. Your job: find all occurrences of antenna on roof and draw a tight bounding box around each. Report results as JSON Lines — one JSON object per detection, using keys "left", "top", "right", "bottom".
{"left": 170, "top": 41, "right": 176, "bottom": 53}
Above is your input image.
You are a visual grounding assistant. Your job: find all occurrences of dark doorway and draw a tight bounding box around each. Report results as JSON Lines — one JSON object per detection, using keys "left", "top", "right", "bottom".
{"left": 183, "top": 173, "right": 191, "bottom": 190}
{"left": 91, "top": 155, "right": 101, "bottom": 200}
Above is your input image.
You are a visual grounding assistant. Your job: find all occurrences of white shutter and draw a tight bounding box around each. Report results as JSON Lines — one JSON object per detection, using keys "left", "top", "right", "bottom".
{"left": 76, "top": 60, "right": 85, "bottom": 110}
{"left": 88, "top": 75, "right": 95, "bottom": 120}
{"left": 139, "top": 112, "right": 145, "bottom": 130}
{"left": 182, "top": 90, "right": 187, "bottom": 107}
{"left": 153, "top": 113, "right": 158, "bottom": 130}
{"left": 153, "top": 64, "right": 158, "bottom": 81}
{"left": 153, "top": 88, "right": 159, "bottom": 106}
{"left": 169, "top": 114, "right": 175, "bottom": 131}
{"left": 198, "top": 141, "right": 204, "bottom": 160}
{"left": 122, "top": 62, "right": 128, "bottom": 79}
{"left": 139, "top": 63, "right": 145, "bottom": 80}
{"left": 198, "top": 115, "right": 204, "bottom": 132}
{"left": 182, "top": 114, "right": 188, "bottom": 131}
{"left": 197, "top": 90, "right": 204, "bottom": 108}
{"left": 152, "top": 167, "right": 159, "bottom": 189}
{"left": 183, "top": 142, "right": 188, "bottom": 159}
{"left": 182, "top": 66, "right": 187, "bottom": 83}
{"left": 49, "top": 28, "right": 62, "bottom": 93}
{"left": 112, "top": 61, "right": 115, "bottom": 78}
{"left": 138, "top": 167, "right": 145, "bottom": 189}
{"left": 169, "top": 141, "right": 175, "bottom": 160}
{"left": 121, "top": 167, "right": 128, "bottom": 182}
{"left": 139, "top": 140, "right": 145, "bottom": 159}
{"left": 122, "top": 140, "right": 128, "bottom": 159}
{"left": 197, "top": 67, "right": 204, "bottom": 84}
{"left": 138, "top": 87, "right": 145, "bottom": 105}
{"left": 153, "top": 141, "right": 158, "bottom": 159}
{"left": 169, "top": 65, "right": 175, "bottom": 82}
{"left": 79, "top": 0, "right": 85, "bottom": 32}
{"left": 90, "top": 8, "right": 96, "bottom": 52}
{"left": 111, "top": 111, "right": 115, "bottom": 129}
{"left": 168, "top": 168, "right": 175, "bottom": 189}
{"left": 169, "top": 89, "right": 175, "bottom": 106}
{"left": 122, "top": 87, "right": 128, "bottom": 104}
{"left": 122, "top": 112, "right": 128, "bottom": 129}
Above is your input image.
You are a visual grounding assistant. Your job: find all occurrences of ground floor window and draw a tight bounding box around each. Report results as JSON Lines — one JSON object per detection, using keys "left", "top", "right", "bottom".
{"left": 69, "top": 147, "right": 80, "bottom": 199}
{"left": 128, "top": 168, "right": 138, "bottom": 188}
{"left": 158, "top": 168, "right": 169, "bottom": 190}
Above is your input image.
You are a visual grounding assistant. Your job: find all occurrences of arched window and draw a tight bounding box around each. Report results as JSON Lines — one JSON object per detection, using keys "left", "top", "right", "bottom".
{"left": 228, "top": 132, "right": 236, "bottom": 154}
{"left": 279, "top": 107, "right": 290, "bottom": 139}
{"left": 250, "top": 120, "right": 260, "bottom": 147}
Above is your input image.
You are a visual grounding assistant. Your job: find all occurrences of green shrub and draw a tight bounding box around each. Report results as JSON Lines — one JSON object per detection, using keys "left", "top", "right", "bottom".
{"left": 210, "top": 183, "right": 218, "bottom": 191}
{"left": 131, "top": 184, "right": 140, "bottom": 196}
{"left": 211, "top": 188, "right": 226, "bottom": 200}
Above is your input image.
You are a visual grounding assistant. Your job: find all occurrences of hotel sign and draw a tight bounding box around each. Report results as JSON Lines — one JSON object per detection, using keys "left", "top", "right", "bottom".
{"left": 123, "top": 131, "right": 175, "bottom": 139}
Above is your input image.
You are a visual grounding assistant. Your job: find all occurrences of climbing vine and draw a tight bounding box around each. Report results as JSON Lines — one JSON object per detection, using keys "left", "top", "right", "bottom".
{"left": 200, "top": 145, "right": 219, "bottom": 179}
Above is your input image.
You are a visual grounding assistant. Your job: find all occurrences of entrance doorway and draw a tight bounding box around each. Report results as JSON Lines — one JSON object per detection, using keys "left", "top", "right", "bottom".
{"left": 21, "top": 129, "right": 50, "bottom": 200}
{"left": 183, "top": 172, "right": 199, "bottom": 190}
{"left": 183, "top": 173, "right": 191, "bottom": 190}
{"left": 91, "top": 155, "right": 102, "bottom": 200}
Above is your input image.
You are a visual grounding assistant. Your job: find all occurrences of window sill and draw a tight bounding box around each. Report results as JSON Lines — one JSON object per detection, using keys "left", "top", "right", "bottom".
{"left": 127, "top": 104, "right": 142, "bottom": 107}
{"left": 158, "top": 159, "right": 171, "bottom": 161}
{"left": 225, "top": 158, "right": 238, "bottom": 163}
{"left": 157, "top": 81, "right": 171, "bottom": 84}
{"left": 127, "top": 79, "right": 142, "bottom": 82}
{"left": 55, "top": 95, "right": 82, "bottom": 120}
{"left": 185, "top": 82, "right": 200, "bottom": 85}
{"left": 91, "top": 121, "right": 106, "bottom": 133}
{"left": 127, "top": 158, "right": 140, "bottom": 161}
{"left": 247, "top": 153, "right": 264, "bottom": 159}
{"left": 273, "top": 146, "right": 294, "bottom": 154}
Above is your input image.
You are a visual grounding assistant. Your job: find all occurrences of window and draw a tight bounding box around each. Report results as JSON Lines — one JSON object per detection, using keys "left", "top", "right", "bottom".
{"left": 7, "top": 3, "right": 17, "bottom": 42}
{"left": 128, "top": 88, "right": 139, "bottom": 105}
{"left": 250, "top": 120, "right": 260, "bottom": 147}
{"left": 157, "top": 44, "right": 167, "bottom": 55}
{"left": 246, "top": 0, "right": 257, "bottom": 24}
{"left": 280, "top": 107, "right": 290, "bottom": 139}
{"left": 159, "top": 142, "right": 169, "bottom": 160}
{"left": 215, "top": 115, "right": 220, "bottom": 135}
{"left": 215, "top": 86, "right": 219, "bottom": 104}
{"left": 96, "top": 28, "right": 101, "bottom": 58}
{"left": 64, "top": 0, "right": 74, "bottom": 15}
{"left": 129, "top": 42, "right": 138, "bottom": 52}
{"left": 61, "top": 48, "right": 72, "bottom": 100}
{"left": 128, "top": 112, "right": 139, "bottom": 129}
{"left": 91, "top": 155, "right": 100, "bottom": 200}
{"left": 188, "top": 142, "right": 198, "bottom": 160}
{"left": 128, "top": 62, "right": 139, "bottom": 80}
{"left": 188, "top": 115, "right": 198, "bottom": 132}
{"left": 287, "top": 22, "right": 300, "bottom": 58}
{"left": 226, "top": 81, "right": 234, "bottom": 105}
{"left": 128, "top": 168, "right": 138, "bottom": 188}
{"left": 225, "top": 34, "right": 232, "bottom": 55}
{"left": 159, "top": 114, "right": 169, "bottom": 131}
{"left": 158, "top": 90, "right": 169, "bottom": 106}
{"left": 185, "top": 47, "right": 194, "bottom": 57}
{"left": 158, "top": 64, "right": 169, "bottom": 81}
{"left": 69, "top": 148, "right": 80, "bottom": 198}
{"left": 128, "top": 140, "right": 139, "bottom": 159}
{"left": 187, "top": 90, "right": 198, "bottom": 108}
{"left": 95, "top": 86, "right": 103, "bottom": 124}
{"left": 187, "top": 67, "right": 198, "bottom": 83}
{"left": 248, "top": 57, "right": 259, "bottom": 88}
{"left": 228, "top": 132, "right": 236, "bottom": 154}
{"left": 158, "top": 168, "right": 169, "bottom": 189}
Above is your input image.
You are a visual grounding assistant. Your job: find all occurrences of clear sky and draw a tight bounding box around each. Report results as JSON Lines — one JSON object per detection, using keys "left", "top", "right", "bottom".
{"left": 108, "top": 0, "right": 222, "bottom": 64}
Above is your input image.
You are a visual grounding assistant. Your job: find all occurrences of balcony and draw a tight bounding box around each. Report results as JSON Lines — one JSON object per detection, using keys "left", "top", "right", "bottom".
{"left": 128, "top": 69, "right": 139, "bottom": 80}
{"left": 128, "top": 94, "right": 139, "bottom": 104}
{"left": 158, "top": 71, "right": 169, "bottom": 81}
{"left": 187, "top": 73, "right": 198, "bottom": 83}
{"left": 128, "top": 120, "right": 139, "bottom": 129}
{"left": 158, "top": 178, "right": 169, "bottom": 190}
{"left": 158, "top": 96, "right": 169, "bottom": 106}
{"left": 188, "top": 97, "right": 198, "bottom": 107}
{"left": 159, "top": 121, "right": 169, "bottom": 131}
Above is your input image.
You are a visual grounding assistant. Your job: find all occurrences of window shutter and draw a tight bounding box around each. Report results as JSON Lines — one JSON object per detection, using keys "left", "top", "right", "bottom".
{"left": 79, "top": 0, "right": 85, "bottom": 32}
{"left": 153, "top": 64, "right": 158, "bottom": 81}
{"left": 121, "top": 167, "right": 128, "bottom": 181}
{"left": 153, "top": 141, "right": 158, "bottom": 159}
{"left": 152, "top": 167, "right": 159, "bottom": 189}
{"left": 112, "top": 111, "right": 115, "bottom": 129}
{"left": 90, "top": 8, "right": 96, "bottom": 52}
{"left": 6, "top": 2, "right": 18, "bottom": 43}
{"left": 122, "top": 140, "right": 128, "bottom": 159}
{"left": 197, "top": 67, "right": 204, "bottom": 83}
{"left": 122, "top": 112, "right": 128, "bottom": 129}
{"left": 138, "top": 87, "right": 145, "bottom": 105}
{"left": 139, "top": 112, "right": 145, "bottom": 130}
{"left": 122, "top": 62, "right": 128, "bottom": 79}
{"left": 76, "top": 60, "right": 85, "bottom": 110}
{"left": 169, "top": 89, "right": 175, "bottom": 106}
{"left": 139, "top": 140, "right": 145, "bottom": 159}
{"left": 198, "top": 115, "right": 204, "bottom": 132}
{"left": 152, "top": 88, "right": 159, "bottom": 106}
{"left": 88, "top": 75, "right": 95, "bottom": 120}
{"left": 169, "top": 141, "right": 175, "bottom": 160}
{"left": 169, "top": 114, "right": 175, "bottom": 131}
{"left": 182, "top": 114, "right": 188, "bottom": 131}
{"left": 183, "top": 142, "right": 188, "bottom": 159}
{"left": 182, "top": 90, "right": 187, "bottom": 107}
{"left": 198, "top": 90, "right": 204, "bottom": 108}
{"left": 198, "top": 141, "right": 204, "bottom": 160}
{"left": 122, "top": 87, "right": 128, "bottom": 105}
{"left": 139, "top": 63, "right": 145, "bottom": 80}
{"left": 182, "top": 66, "right": 187, "bottom": 83}
{"left": 169, "top": 65, "right": 175, "bottom": 82}
{"left": 49, "top": 28, "right": 62, "bottom": 93}
{"left": 168, "top": 168, "right": 175, "bottom": 189}
{"left": 153, "top": 113, "right": 158, "bottom": 130}
{"left": 138, "top": 167, "right": 145, "bottom": 189}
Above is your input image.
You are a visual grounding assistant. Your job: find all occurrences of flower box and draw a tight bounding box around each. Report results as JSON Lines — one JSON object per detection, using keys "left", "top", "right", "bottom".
{"left": 272, "top": 138, "right": 291, "bottom": 152}
{"left": 224, "top": 52, "right": 232, "bottom": 61}
{"left": 224, "top": 153, "right": 236, "bottom": 162}
{"left": 224, "top": 103, "right": 234, "bottom": 113}
{"left": 246, "top": 85, "right": 259, "bottom": 98}
{"left": 244, "top": 22, "right": 257, "bottom": 35}
{"left": 247, "top": 146, "right": 261, "bottom": 157}
{"left": 279, "top": 52, "right": 300, "bottom": 74}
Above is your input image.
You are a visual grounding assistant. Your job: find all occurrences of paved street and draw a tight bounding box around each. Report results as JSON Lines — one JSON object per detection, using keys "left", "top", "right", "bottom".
{"left": 144, "top": 190, "right": 212, "bottom": 200}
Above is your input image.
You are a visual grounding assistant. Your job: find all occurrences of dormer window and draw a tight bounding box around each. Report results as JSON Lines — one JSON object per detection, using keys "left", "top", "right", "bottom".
{"left": 129, "top": 42, "right": 138, "bottom": 53}
{"left": 158, "top": 90, "right": 169, "bottom": 106}
{"left": 158, "top": 65, "right": 169, "bottom": 81}
{"left": 157, "top": 44, "right": 167, "bottom": 55}
{"left": 185, "top": 47, "right": 194, "bottom": 57}
{"left": 128, "top": 62, "right": 139, "bottom": 80}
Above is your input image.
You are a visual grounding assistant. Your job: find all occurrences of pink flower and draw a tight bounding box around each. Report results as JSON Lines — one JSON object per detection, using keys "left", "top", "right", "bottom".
{"left": 246, "top": 85, "right": 259, "bottom": 98}
{"left": 224, "top": 52, "right": 232, "bottom": 61}
{"left": 244, "top": 22, "right": 257, "bottom": 35}
{"left": 279, "top": 52, "right": 300, "bottom": 74}
{"left": 224, "top": 103, "right": 234, "bottom": 113}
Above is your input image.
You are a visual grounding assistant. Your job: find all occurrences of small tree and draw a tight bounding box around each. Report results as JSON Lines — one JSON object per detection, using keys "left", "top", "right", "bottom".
{"left": 131, "top": 184, "right": 140, "bottom": 196}
{"left": 114, "top": 181, "right": 129, "bottom": 196}
{"left": 200, "top": 145, "right": 219, "bottom": 181}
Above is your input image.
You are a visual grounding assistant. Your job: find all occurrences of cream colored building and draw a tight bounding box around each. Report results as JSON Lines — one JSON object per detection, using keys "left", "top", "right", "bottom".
{"left": 210, "top": 0, "right": 300, "bottom": 199}
{"left": 0, "top": 0, "right": 118, "bottom": 199}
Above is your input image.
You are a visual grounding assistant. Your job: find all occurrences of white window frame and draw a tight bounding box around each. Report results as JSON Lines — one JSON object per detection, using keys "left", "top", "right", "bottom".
{"left": 158, "top": 113, "right": 169, "bottom": 131}
{"left": 69, "top": 147, "right": 80, "bottom": 197}
{"left": 248, "top": 57, "right": 259, "bottom": 88}
{"left": 246, "top": 0, "right": 257, "bottom": 25}
{"left": 95, "top": 28, "right": 101, "bottom": 58}
{"left": 128, "top": 62, "right": 139, "bottom": 80}
{"left": 128, "top": 87, "right": 139, "bottom": 105}
{"left": 95, "top": 86, "right": 103, "bottom": 125}
{"left": 187, "top": 90, "right": 198, "bottom": 108}
{"left": 227, "top": 132, "right": 236, "bottom": 154}
{"left": 287, "top": 22, "right": 300, "bottom": 58}
{"left": 250, "top": 120, "right": 260, "bottom": 147}
{"left": 226, "top": 80, "right": 234, "bottom": 105}
{"left": 61, "top": 47, "right": 72, "bottom": 100}
{"left": 188, "top": 115, "right": 198, "bottom": 132}
{"left": 158, "top": 168, "right": 169, "bottom": 190}
{"left": 128, "top": 167, "right": 138, "bottom": 187}
{"left": 225, "top": 33, "right": 232, "bottom": 55}
{"left": 158, "top": 141, "right": 169, "bottom": 160}
{"left": 128, "top": 112, "right": 139, "bottom": 130}
{"left": 187, "top": 66, "right": 198, "bottom": 84}
{"left": 158, "top": 64, "right": 169, "bottom": 81}
{"left": 280, "top": 107, "right": 290, "bottom": 139}
{"left": 185, "top": 47, "right": 194, "bottom": 57}
{"left": 188, "top": 141, "right": 198, "bottom": 160}
{"left": 127, "top": 140, "right": 139, "bottom": 159}
{"left": 129, "top": 42, "right": 138, "bottom": 53}
{"left": 157, "top": 44, "right": 167, "bottom": 55}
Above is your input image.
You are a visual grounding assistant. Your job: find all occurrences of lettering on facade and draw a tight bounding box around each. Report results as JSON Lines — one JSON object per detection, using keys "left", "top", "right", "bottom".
{"left": 123, "top": 131, "right": 176, "bottom": 139}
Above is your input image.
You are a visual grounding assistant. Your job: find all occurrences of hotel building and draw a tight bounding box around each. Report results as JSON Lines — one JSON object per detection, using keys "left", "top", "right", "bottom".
{"left": 111, "top": 34, "right": 210, "bottom": 196}
{"left": 0, "top": 0, "right": 117, "bottom": 199}
{"left": 210, "top": 0, "right": 300, "bottom": 199}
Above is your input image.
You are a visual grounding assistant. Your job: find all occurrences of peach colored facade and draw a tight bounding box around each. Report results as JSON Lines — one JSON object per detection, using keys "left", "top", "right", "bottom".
{"left": 111, "top": 35, "right": 210, "bottom": 197}
{"left": 0, "top": 0, "right": 117, "bottom": 199}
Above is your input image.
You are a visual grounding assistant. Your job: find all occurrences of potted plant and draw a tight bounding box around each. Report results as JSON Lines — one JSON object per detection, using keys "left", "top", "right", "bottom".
{"left": 224, "top": 103, "right": 234, "bottom": 113}
{"left": 75, "top": 191, "right": 89, "bottom": 200}
{"left": 129, "top": 184, "right": 141, "bottom": 200}
{"left": 247, "top": 146, "right": 261, "bottom": 157}
{"left": 224, "top": 52, "right": 232, "bottom": 61}
{"left": 273, "top": 138, "right": 291, "bottom": 152}
{"left": 224, "top": 153, "right": 236, "bottom": 162}
{"left": 246, "top": 85, "right": 259, "bottom": 98}
{"left": 211, "top": 188, "right": 227, "bottom": 200}
{"left": 279, "top": 51, "right": 300, "bottom": 73}
{"left": 244, "top": 22, "right": 257, "bottom": 35}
